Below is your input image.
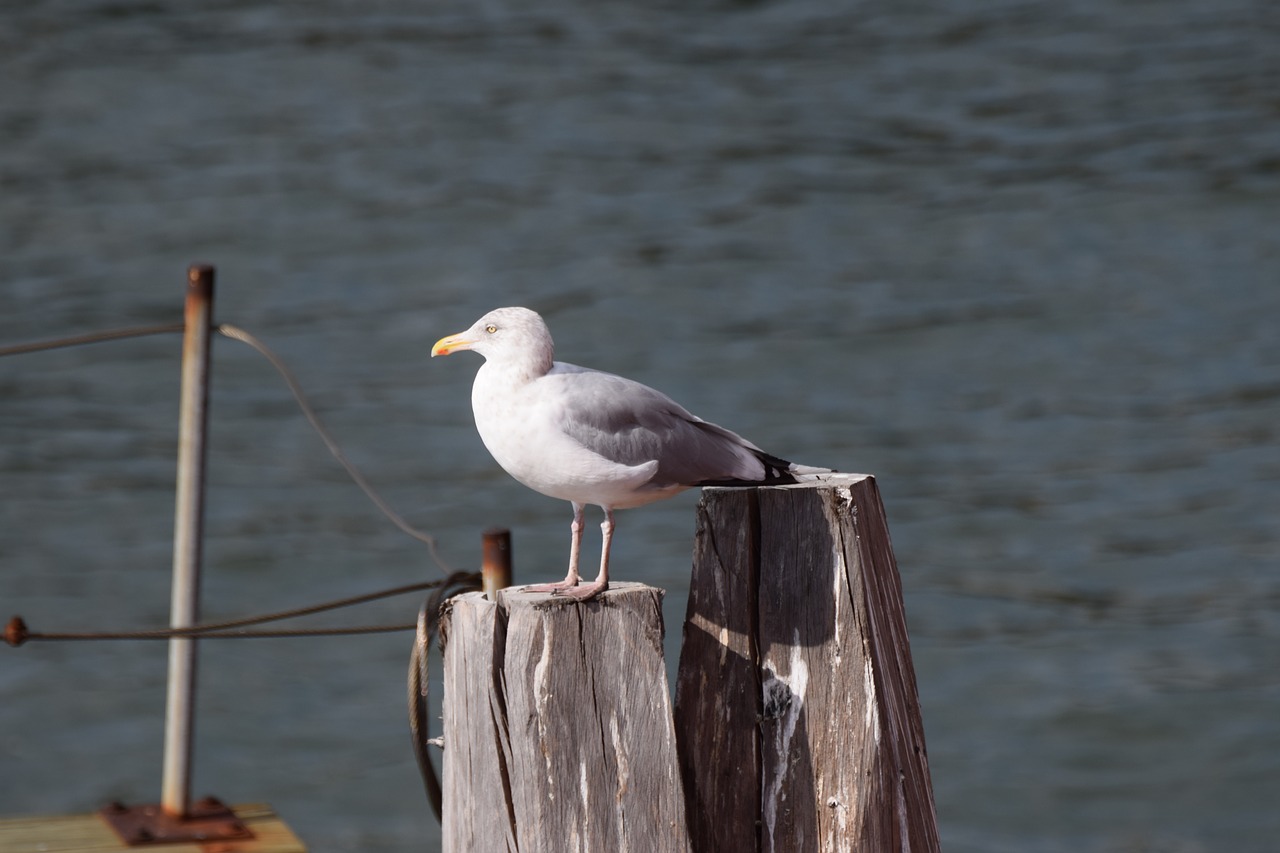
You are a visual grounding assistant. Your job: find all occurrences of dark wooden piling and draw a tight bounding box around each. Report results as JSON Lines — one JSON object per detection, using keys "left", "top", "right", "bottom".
{"left": 439, "top": 583, "right": 691, "bottom": 853}
{"left": 674, "top": 474, "right": 940, "bottom": 852}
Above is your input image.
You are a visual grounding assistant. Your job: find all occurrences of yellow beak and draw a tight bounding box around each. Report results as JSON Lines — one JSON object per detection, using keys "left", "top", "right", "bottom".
{"left": 431, "top": 331, "right": 476, "bottom": 357}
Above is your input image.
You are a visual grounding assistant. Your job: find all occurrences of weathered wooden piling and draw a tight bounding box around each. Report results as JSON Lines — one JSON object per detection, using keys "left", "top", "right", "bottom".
{"left": 674, "top": 474, "right": 939, "bottom": 852}
{"left": 436, "top": 476, "right": 936, "bottom": 851}
{"left": 439, "top": 583, "right": 690, "bottom": 853}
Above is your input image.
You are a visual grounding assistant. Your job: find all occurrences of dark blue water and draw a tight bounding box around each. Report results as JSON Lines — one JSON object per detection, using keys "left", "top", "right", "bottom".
{"left": 2, "top": 2, "right": 1278, "bottom": 850}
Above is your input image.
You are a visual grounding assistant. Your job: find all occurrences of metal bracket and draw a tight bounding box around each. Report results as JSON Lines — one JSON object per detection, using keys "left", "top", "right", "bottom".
{"left": 99, "top": 797, "right": 255, "bottom": 846}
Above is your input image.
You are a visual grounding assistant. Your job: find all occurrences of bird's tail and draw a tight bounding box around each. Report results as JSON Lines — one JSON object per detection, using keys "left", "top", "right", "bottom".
{"left": 785, "top": 462, "right": 839, "bottom": 481}
{"left": 699, "top": 450, "right": 838, "bottom": 487}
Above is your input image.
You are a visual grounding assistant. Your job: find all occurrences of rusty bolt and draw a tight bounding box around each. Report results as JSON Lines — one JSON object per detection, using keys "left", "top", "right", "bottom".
{"left": 4, "top": 616, "right": 27, "bottom": 647}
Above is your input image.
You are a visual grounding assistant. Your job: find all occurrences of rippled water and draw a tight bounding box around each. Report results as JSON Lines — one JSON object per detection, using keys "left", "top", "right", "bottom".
{"left": 2, "top": 2, "right": 1278, "bottom": 851}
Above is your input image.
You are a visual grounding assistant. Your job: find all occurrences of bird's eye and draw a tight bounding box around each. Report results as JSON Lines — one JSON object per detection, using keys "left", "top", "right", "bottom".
{"left": 485, "top": 324, "right": 498, "bottom": 334}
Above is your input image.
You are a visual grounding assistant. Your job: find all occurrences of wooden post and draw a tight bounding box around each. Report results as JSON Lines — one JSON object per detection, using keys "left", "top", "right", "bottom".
{"left": 440, "top": 583, "right": 691, "bottom": 853}
{"left": 674, "top": 475, "right": 940, "bottom": 852}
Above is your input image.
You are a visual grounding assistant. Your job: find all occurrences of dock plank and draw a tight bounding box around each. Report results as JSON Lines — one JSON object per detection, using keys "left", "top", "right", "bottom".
{"left": 0, "top": 803, "right": 305, "bottom": 853}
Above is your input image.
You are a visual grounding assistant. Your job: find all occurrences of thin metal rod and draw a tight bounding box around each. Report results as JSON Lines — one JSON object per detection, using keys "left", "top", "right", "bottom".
{"left": 161, "top": 265, "right": 214, "bottom": 818}
{"left": 481, "top": 528, "right": 512, "bottom": 598}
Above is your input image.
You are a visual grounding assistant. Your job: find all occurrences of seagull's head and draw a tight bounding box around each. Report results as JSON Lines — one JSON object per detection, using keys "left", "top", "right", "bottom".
{"left": 432, "top": 307, "right": 554, "bottom": 372}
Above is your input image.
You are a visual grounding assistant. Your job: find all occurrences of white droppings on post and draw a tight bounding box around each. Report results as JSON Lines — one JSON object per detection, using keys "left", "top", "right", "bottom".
{"left": 863, "top": 657, "right": 880, "bottom": 745}
{"left": 534, "top": 624, "right": 553, "bottom": 711}
{"left": 762, "top": 632, "right": 809, "bottom": 845}
{"left": 828, "top": 794, "right": 849, "bottom": 846}
{"left": 831, "top": 542, "right": 845, "bottom": 657}
{"left": 831, "top": 486, "right": 854, "bottom": 662}
{"left": 610, "top": 711, "right": 631, "bottom": 797}
{"left": 535, "top": 624, "right": 556, "bottom": 799}
{"left": 610, "top": 711, "right": 631, "bottom": 853}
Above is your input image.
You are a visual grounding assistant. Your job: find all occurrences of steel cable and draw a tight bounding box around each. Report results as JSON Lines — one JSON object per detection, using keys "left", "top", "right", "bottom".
{"left": 3, "top": 320, "right": 473, "bottom": 646}
{"left": 5, "top": 573, "right": 481, "bottom": 646}
{"left": 0, "top": 323, "right": 185, "bottom": 358}
{"left": 2, "top": 320, "right": 455, "bottom": 576}
{"left": 216, "top": 323, "right": 455, "bottom": 577}
{"left": 3, "top": 316, "right": 486, "bottom": 829}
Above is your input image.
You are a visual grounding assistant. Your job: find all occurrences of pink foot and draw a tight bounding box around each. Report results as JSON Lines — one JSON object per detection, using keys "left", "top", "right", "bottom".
{"left": 553, "top": 580, "right": 608, "bottom": 601}
{"left": 523, "top": 578, "right": 579, "bottom": 594}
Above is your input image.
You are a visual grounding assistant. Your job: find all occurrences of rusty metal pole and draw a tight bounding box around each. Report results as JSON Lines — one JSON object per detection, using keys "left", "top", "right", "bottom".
{"left": 481, "top": 528, "right": 512, "bottom": 598}
{"left": 161, "top": 265, "right": 214, "bottom": 818}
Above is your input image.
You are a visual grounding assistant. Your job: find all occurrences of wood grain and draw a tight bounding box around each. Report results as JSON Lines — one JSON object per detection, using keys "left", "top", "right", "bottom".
{"left": 674, "top": 475, "right": 939, "bottom": 853}
{"left": 441, "top": 583, "right": 690, "bottom": 853}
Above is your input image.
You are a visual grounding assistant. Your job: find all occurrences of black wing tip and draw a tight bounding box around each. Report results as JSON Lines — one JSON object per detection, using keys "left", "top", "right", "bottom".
{"left": 695, "top": 450, "right": 835, "bottom": 487}
{"left": 757, "top": 452, "right": 800, "bottom": 485}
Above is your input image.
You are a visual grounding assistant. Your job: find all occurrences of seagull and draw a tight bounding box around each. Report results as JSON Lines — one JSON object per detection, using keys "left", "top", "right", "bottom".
{"left": 432, "top": 307, "right": 831, "bottom": 601}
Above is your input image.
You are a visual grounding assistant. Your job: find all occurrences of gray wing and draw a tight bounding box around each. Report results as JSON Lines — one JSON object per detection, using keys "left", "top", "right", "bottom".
{"left": 538, "top": 363, "right": 781, "bottom": 487}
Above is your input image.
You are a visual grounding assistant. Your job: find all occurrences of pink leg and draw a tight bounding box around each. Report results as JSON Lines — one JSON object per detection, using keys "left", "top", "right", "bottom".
{"left": 525, "top": 502, "right": 584, "bottom": 593}
{"left": 558, "top": 508, "right": 613, "bottom": 601}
